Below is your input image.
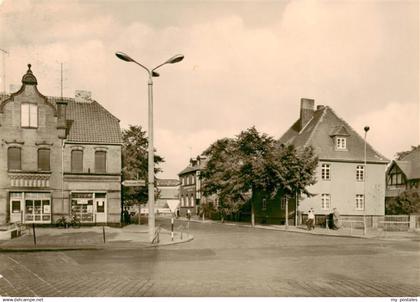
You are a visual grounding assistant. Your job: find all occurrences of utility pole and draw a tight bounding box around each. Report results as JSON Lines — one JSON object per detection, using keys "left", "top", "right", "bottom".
{"left": 0, "top": 48, "right": 8, "bottom": 94}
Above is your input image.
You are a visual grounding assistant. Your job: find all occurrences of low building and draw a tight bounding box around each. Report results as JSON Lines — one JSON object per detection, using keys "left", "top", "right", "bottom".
{"left": 0, "top": 64, "right": 122, "bottom": 226}
{"left": 385, "top": 146, "right": 420, "bottom": 214}
{"left": 276, "top": 98, "right": 389, "bottom": 224}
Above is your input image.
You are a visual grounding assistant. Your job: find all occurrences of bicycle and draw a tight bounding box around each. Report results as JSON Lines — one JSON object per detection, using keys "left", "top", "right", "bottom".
{"left": 55, "top": 215, "right": 81, "bottom": 228}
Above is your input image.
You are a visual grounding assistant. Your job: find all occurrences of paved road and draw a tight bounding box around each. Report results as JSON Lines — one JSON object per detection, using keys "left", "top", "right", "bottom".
{"left": 0, "top": 218, "right": 419, "bottom": 297}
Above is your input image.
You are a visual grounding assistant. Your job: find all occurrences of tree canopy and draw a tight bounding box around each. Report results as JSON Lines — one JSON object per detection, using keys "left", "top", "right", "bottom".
{"left": 200, "top": 126, "right": 318, "bottom": 225}
{"left": 122, "top": 125, "right": 164, "bottom": 204}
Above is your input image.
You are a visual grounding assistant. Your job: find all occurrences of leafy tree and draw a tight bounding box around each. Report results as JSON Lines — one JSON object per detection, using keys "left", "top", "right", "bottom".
{"left": 201, "top": 126, "right": 318, "bottom": 226}
{"left": 386, "top": 190, "right": 420, "bottom": 215}
{"left": 122, "top": 125, "right": 164, "bottom": 205}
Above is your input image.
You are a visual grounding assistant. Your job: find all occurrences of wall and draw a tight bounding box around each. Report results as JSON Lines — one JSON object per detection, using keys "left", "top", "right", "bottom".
{"left": 299, "top": 161, "right": 387, "bottom": 216}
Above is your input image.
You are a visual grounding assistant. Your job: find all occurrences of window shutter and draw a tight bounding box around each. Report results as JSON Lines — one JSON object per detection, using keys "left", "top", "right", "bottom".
{"left": 95, "top": 151, "right": 106, "bottom": 173}
{"left": 8, "top": 147, "right": 21, "bottom": 170}
{"left": 71, "top": 150, "right": 83, "bottom": 173}
{"left": 38, "top": 149, "right": 50, "bottom": 171}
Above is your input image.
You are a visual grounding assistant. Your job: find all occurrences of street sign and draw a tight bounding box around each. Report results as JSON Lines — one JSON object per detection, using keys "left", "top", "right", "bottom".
{"left": 122, "top": 180, "right": 146, "bottom": 187}
{"left": 167, "top": 200, "right": 180, "bottom": 213}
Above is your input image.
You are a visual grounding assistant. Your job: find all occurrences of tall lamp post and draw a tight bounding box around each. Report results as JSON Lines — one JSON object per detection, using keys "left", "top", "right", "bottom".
{"left": 363, "top": 126, "right": 370, "bottom": 236}
{"left": 115, "top": 51, "right": 184, "bottom": 242}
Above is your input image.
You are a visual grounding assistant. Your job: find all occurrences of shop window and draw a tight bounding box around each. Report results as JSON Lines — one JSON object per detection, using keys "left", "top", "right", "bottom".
{"left": 24, "top": 193, "right": 51, "bottom": 223}
{"left": 8, "top": 147, "right": 21, "bottom": 170}
{"left": 71, "top": 193, "right": 94, "bottom": 222}
{"left": 71, "top": 150, "right": 83, "bottom": 173}
{"left": 21, "top": 103, "right": 38, "bottom": 128}
{"left": 38, "top": 149, "right": 50, "bottom": 171}
{"left": 95, "top": 151, "right": 106, "bottom": 173}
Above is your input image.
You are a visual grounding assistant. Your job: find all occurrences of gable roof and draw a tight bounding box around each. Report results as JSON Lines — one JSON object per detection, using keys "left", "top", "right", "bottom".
{"left": 279, "top": 105, "right": 388, "bottom": 164}
{"left": 49, "top": 97, "right": 122, "bottom": 145}
{"left": 178, "top": 158, "right": 208, "bottom": 176}
{"left": 392, "top": 147, "right": 420, "bottom": 180}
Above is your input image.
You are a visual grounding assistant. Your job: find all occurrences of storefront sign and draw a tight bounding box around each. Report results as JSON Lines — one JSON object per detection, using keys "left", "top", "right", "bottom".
{"left": 43, "top": 205, "right": 50, "bottom": 214}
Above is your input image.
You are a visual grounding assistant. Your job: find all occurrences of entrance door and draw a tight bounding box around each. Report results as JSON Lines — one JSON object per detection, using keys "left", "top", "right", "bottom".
{"left": 10, "top": 193, "right": 23, "bottom": 223}
{"left": 95, "top": 198, "right": 106, "bottom": 223}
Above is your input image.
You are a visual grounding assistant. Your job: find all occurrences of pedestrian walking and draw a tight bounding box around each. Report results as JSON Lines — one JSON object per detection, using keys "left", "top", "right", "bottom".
{"left": 187, "top": 209, "right": 191, "bottom": 220}
{"left": 332, "top": 208, "right": 341, "bottom": 230}
{"left": 307, "top": 208, "right": 315, "bottom": 230}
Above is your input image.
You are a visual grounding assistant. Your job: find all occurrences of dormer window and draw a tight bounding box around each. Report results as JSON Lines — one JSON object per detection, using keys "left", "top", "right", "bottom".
{"left": 335, "top": 137, "right": 347, "bottom": 150}
{"left": 21, "top": 103, "right": 38, "bottom": 128}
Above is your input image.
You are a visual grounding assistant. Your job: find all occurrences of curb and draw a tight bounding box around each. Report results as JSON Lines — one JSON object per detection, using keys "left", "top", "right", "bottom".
{"left": 176, "top": 217, "right": 414, "bottom": 241}
{"left": 0, "top": 232, "right": 194, "bottom": 253}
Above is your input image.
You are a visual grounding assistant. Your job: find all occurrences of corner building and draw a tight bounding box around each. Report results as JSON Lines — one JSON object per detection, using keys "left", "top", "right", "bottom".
{"left": 0, "top": 65, "right": 122, "bottom": 225}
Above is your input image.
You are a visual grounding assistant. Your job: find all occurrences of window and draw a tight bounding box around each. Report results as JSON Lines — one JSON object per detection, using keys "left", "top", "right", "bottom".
{"left": 262, "top": 198, "right": 267, "bottom": 211}
{"left": 355, "top": 194, "right": 364, "bottom": 210}
{"left": 336, "top": 137, "right": 347, "bottom": 150}
{"left": 281, "top": 196, "right": 287, "bottom": 209}
{"left": 356, "top": 165, "right": 364, "bottom": 182}
{"left": 190, "top": 195, "right": 194, "bottom": 207}
{"left": 95, "top": 151, "right": 106, "bottom": 173}
{"left": 38, "top": 149, "right": 50, "bottom": 171}
{"left": 21, "top": 103, "right": 38, "bottom": 128}
{"left": 8, "top": 147, "right": 21, "bottom": 170}
{"left": 321, "top": 164, "right": 330, "bottom": 180}
{"left": 24, "top": 192, "right": 51, "bottom": 223}
{"left": 321, "top": 194, "right": 331, "bottom": 210}
{"left": 71, "top": 150, "right": 83, "bottom": 173}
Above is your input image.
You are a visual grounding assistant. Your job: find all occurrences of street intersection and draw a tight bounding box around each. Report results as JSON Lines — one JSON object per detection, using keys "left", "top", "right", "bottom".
{"left": 0, "top": 218, "right": 419, "bottom": 297}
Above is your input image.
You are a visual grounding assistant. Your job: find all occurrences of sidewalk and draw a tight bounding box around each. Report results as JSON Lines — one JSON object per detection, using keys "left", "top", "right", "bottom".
{"left": 180, "top": 216, "right": 420, "bottom": 242}
{"left": 0, "top": 224, "right": 193, "bottom": 252}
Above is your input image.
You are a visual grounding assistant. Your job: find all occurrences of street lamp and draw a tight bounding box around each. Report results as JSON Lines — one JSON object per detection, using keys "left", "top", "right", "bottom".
{"left": 115, "top": 51, "right": 184, "bottom": 242}
{"left": 363, "top": 126, "right": 370, "bottom": 236}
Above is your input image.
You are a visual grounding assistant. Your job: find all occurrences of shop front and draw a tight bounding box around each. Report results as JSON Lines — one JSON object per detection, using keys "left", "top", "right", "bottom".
{"left": 9, "top": 192, "right": 51, "bottom": 224}
{"left": 70, "top": 192, "right": 107, "bottom": 224}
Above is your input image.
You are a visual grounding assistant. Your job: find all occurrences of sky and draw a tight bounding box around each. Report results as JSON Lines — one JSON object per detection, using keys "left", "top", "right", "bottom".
{"left": 0, "top": 0, "right": 419, "bottom": 179}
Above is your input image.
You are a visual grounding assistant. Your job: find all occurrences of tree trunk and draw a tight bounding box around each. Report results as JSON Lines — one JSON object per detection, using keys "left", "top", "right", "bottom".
{"left": 285, "top": 198, "right": 289, "bottom": 229}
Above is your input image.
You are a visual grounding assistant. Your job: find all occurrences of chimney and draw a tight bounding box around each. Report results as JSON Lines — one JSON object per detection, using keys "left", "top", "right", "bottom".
{"left": 300, "top": 98, "right": 315, "bottom": 131}
{"left": 75, "top": 90, "right": 92, "bottom": 103}
{"left": 56, "top": 99, "right": 68, "bottom": 139}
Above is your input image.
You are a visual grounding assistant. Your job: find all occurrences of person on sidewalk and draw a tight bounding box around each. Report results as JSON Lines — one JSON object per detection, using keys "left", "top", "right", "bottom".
{"left": 123, "top": 208, "right": 130, "bottom": 225}
{"left": 332, "top": 208, "right": 341, "bottom": 230}
{"left": 187, "top": 209, "right": 191, "bottom": 220}
{"left": 307, "top": 209, "right": 315, "bottom": 230}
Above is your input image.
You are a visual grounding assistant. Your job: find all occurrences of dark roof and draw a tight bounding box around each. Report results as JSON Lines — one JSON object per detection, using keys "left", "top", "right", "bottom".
{"left": 393, "top": 147, "right": 420, "bottom": 179}
{"left": 178, "top": 158, "right": 208, "bottom": 176}
{"left": 279, "top": 105, "right": 388, "bottom": 164}
{"left": 49, "top": 97, "right": 122, "bottom": 145}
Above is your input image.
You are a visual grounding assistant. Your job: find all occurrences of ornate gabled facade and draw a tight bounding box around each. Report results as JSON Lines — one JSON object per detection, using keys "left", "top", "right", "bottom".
{"left": 279, "top": 98, "right": 389, "bottom": 219}
{"left": 0, "top": 65, "right": 122, "bottom": 225}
